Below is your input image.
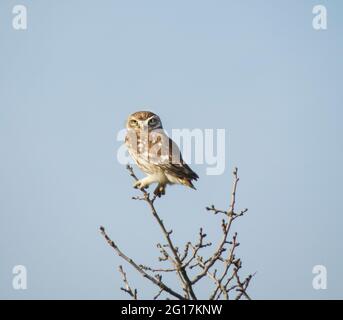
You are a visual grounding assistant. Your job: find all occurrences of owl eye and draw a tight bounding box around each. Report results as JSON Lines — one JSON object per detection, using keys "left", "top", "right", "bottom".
{"left": 129, "top": 119, "right": 138, "bottom": 127}
{"left": 148, "top": 118, "right": 157, "bottom": 126}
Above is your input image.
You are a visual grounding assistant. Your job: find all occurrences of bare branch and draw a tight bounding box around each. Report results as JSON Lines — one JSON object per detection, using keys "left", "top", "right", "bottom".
{"left": 191, "top": 168, "right": 245, "bottom": 287}
{"left": 126, "top": 165, "right": 197, "bottom": 300}
{"left": 154, "top": 288, "right": 164, "bottom": 300}
{"left": 118, "top": 265, "right": 138, "bottom": 300}
{"left": 100, "top": 165, "right": 254, "bottom": 300}
{"left": 100, "top": 226, "right": 185, "bottom": 300}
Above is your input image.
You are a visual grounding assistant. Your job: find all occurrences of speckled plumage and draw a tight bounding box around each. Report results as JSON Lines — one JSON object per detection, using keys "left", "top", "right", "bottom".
{"left": 125, "top": 111, "right": 198, "bottom": 196}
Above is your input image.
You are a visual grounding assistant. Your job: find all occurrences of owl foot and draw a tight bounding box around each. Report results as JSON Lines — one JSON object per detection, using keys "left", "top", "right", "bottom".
{"left": 133, "top": 180, "right": 148, "bottom": 190}
{"left": 154, "top": 184, "right": 166, "bottom": 198}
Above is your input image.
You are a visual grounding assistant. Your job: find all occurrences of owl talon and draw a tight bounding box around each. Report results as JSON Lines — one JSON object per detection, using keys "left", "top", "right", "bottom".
{"left": 133, "top": 181, "right": 141, "bottom": 189}
{"left": 154, "top": 184, "right": 166, "bottom": 197}
{"left": 133, "top": 180, "right": 147, "bottom": 190}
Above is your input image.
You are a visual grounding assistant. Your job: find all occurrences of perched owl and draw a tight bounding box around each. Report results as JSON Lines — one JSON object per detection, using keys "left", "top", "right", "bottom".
{"left": 125, "top": 111, "right": 199, "bottom": 197}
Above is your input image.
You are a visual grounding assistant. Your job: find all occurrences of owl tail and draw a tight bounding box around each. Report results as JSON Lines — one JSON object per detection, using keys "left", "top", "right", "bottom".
{"left": 182, "top": 179, "right": 197, "bottom": 190}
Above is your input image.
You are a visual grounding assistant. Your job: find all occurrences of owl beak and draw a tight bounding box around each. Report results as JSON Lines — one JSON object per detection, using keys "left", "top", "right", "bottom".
{"left": 141, "top": 124, "right": 149, "bottom": 131}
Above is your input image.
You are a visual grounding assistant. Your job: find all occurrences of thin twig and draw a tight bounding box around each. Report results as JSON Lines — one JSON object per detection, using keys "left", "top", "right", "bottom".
{"left": 100, "top": 226, "right": 185, "bottom": 300}
{"left": 127, "top": 165, "right": 197, "bottom": 300}
{"left": 118, "top": 265, "right": 138, "bottom": 300}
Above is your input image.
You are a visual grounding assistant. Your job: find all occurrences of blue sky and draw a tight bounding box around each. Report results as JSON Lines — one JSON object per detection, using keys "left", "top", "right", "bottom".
{"left": 0, "top": 0, "right": 342, "bottom": 299}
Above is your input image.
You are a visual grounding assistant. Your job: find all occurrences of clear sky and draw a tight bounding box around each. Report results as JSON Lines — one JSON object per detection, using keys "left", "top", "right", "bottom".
{"left": 0, "top": 0, "right": 342, "bottom": 299}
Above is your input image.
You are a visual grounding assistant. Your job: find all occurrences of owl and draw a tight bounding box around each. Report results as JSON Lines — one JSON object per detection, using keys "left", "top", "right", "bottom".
{"left": 125, "top": 111, "right": 199, "bottom": 197}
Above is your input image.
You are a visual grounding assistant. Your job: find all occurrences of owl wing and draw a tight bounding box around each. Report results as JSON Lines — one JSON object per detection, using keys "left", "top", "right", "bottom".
{"left": 148, "top": 131, "right": 199, "bottom": 183}
{"left": 163, "top": 138, "right": 199, "bottom": 181}
{"left": 125, "top": 130, "right": 199, "bottom": 184}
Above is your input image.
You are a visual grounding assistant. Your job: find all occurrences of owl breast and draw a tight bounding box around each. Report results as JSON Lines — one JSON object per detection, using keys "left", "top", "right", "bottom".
{"left": 125, "top": 129, "right": 165, "bottom": 175}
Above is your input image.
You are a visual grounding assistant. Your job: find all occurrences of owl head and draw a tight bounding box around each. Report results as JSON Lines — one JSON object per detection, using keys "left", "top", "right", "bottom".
{"left": 126, "top": 111, "right": 163, "bottom": 131}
